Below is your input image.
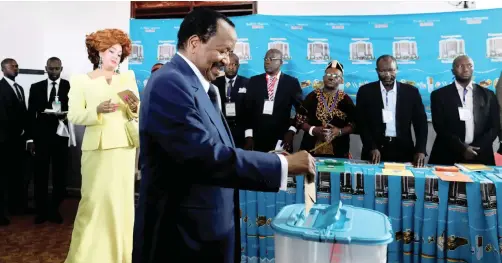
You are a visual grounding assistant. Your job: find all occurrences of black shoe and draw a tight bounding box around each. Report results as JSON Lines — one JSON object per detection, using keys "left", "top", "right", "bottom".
{"left": 0, "top": 216, "right": 10, "bottom": 226}
{"left": 49, "top": 211, "right": 63, "bottom": 224}
{"left": 34, "top": 215, "right": 47, "bottom": 224}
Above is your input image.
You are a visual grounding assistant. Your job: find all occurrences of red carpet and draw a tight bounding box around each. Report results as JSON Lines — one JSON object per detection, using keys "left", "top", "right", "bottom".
{"left": 0, "top": 199, "right": 79, "bottom": 263}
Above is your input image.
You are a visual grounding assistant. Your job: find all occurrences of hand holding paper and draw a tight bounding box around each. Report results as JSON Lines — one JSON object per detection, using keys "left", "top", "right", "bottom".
{"left": 285, "top": 150, "right": 316, "bottom": 183}
{"left": 118, "top": 90, "right": 139, "bottom": 112}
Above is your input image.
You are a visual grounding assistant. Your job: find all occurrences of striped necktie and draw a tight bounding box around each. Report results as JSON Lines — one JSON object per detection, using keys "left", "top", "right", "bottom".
{"left": 267, "top": 76, "right": 276, "bottom": 101}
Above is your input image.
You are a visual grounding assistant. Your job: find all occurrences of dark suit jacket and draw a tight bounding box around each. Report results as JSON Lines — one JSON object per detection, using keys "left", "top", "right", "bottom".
{"left": 0, "top": 78, "right": 29, "bottom": 146}
{"left": 243, "top": 72, "right": 303, "bottom": 151}
{"left": 429, "top": 83, "right": 500, "bottom": 165}
{"left": 212, "top": 75, "right": 249, "bottom": 118}
{"left": 27, "top": 79, "right": 70, "bottom": 142}
{"left": 137, "top": 54, "right": 283, "bottom": 262}
{"left": 212, "top": 75, "right": 249, "bottom": 147}
{"left": 356, "top": 81, "right": 428, "bottom": 161}
{"left": 495, "top": 71, "right": 502, "bottom": 140}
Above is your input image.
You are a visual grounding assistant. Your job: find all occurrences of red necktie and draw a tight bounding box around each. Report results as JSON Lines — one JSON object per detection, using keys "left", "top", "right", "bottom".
{"left": 267, "top": 76, "right": 276, "bottom": 101}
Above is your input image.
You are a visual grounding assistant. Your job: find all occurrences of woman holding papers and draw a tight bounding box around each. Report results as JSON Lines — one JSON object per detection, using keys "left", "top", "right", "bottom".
{"left": 295, "top": 60, "right": 356, "bottom": 158}
{"left": 65, "top": 29, "right": 140, "bottom": 263}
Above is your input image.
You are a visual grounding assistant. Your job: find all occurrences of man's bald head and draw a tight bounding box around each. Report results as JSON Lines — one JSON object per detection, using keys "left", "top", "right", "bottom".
{"left": 266, "top": 48, "right": 283, "bottom": 59}
{"left": 264, "top": 48, "right": 283, "bottom": 75}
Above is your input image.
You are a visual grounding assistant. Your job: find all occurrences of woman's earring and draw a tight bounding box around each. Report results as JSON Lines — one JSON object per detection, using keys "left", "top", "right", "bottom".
{"left": 98, "top": 57, "right": 103, "bottom": 69}
{"left": 115, "top": 64, "right": 120, "bottom": 74}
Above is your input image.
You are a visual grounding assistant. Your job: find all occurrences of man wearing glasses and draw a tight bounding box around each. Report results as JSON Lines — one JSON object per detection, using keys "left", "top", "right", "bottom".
{"left": 429, "top": 55, "right": 499, "bottom": 165}
{"left": 243, "top": 48, "right": 303, "bottom": 152}
{"left": 212, "top": 53, "right": 249, "bottom": 148}
{"left": 356, "top": 55, "right": 428, "bottom": 167}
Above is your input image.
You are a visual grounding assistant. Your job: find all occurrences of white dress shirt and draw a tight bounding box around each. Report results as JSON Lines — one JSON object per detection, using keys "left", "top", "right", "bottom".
{"left": 455, "top": 80, "right": 474, "bottom": 144}
{"left": 244, "top": 71, "right": 297, "bottom": 138}
{"left": 380, "top": 81, "right": 397, "bottom": 137}
{"left": 3, "top": 77, "right": 32, "bottom": 145}
{"left": 177, "top": 52, "right": 289, "bottom": 190}
{"left": 47, "top": 78, "right": 61, "bottom": 101}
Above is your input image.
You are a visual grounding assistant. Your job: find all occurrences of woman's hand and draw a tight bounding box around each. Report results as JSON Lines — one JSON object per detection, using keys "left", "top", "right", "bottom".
{"left": 312, "top": 126, "right": 331, "bottom": 142}
{"left": 96, "top": 99, "right": 119, "bottom": 114}
{"left": 124, "top": 95, "right": 139, "bottom": 113}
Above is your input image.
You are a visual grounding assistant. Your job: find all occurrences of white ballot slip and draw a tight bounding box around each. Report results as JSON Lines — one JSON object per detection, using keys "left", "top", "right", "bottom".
{"left": 304, "top": 175, "right": 316, "bottom": 215}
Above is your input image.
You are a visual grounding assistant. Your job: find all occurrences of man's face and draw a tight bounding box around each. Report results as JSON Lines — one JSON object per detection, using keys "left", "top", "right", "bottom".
{"left": 323, "top": 67, "right": 343, "bottom": 89}
{"left": 376, "top": 58, "right": 397, "bottom": 86}
{"left": 452, "top": 56, "right": 473, "bottom": 82}
{"left": 264, "top": 50, "right": 282, "bottom": 74}
{"left": 190, "top": 20, "right": 237, "bottom": 82}
{"left": 46, "top": 60, "right": 62, "bottom": 81}
{"left": 2, "top": 60, "right": 19, "bottom": 79}
{"left": 224, "top": 54, "right": 239, "bottom": 78}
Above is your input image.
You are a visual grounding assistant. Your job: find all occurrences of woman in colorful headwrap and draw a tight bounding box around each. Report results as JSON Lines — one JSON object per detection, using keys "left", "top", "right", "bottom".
{"left": 295, "top": 60, "right": 356, "bottom": 158}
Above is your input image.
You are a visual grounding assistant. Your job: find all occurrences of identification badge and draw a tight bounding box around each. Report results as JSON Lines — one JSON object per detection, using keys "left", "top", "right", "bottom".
{"left": 458, "top": 107, "right": 472, "bottom": 121}
{"left": 225, "top": 103, "right": 236, "bottom": 117}
{"left": 382, "top": 109, "right": 394, "bottom": 123}
{"left": 263, "top": 100, "right": 274, "bottom": 115}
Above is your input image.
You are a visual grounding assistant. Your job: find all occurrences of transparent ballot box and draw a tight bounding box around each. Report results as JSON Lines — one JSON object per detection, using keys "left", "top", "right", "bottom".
{"left": 271, "top": 202, "right": 393, "bottom": 263}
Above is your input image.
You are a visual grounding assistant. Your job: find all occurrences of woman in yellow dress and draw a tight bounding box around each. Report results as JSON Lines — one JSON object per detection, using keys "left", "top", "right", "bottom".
{"left": 65, "top": 29, "right": 140, "bottom": 263}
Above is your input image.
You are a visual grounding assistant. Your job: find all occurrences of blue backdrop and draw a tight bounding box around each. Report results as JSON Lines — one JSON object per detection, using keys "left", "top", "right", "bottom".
{"left": 129, "top": 8, "right": 502, "bottom": 120}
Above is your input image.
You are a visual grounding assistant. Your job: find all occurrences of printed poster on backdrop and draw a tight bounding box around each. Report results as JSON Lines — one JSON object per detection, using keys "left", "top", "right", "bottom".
{"left": 129, "top": 8, "right": 502, "bottom": 120}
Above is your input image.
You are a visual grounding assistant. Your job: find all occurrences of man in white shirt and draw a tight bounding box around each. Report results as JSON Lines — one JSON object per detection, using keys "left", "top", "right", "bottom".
{"left": 27, "top": 57, "right": 70, "bottom": 224}
{"left": 356, "top": 55, "right": 428, "bottom": 166}
{"left": 430, "top": 55, "right": 500, "bottom": 165}
{"left": 212, "top": 53, "right": 249, "bottom": 148}
{"left": 135, "top": 8, "right": 315, "bottom": 263}
{"left": 0, "top": 58, "right": 34, "bottom": 225}
{"left": 243, "top": 49, "right": 303, "bottom": 152}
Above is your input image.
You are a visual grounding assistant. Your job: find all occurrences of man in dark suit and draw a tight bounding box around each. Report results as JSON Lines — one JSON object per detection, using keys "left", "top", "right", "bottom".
{"left": 243, "top": 49, "right": 303, "bottom": 153}
{"left": 0, "top": 58, "right": 35, "bottom": 225}
{"left": 27, "top": 57, "right": 70, "bottom": 224}
{"left": 429, "top": 55, "right": 500, "bottom": 165}
{"left": 212, "top": 53, "right": 249, "bottom": 148}
{"left": 136, "top": 8, "right": 315, "bottom": 263}
{"left": 356, "top": 55, "right": 428, "bottom": 166}
{"left": 495, "top": 70, "right": 502, "bottom": 154}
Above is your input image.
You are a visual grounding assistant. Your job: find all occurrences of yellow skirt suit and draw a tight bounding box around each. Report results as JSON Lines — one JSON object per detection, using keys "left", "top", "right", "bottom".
{"left": 65, "top": 70, "right": 140, "bottom": 263}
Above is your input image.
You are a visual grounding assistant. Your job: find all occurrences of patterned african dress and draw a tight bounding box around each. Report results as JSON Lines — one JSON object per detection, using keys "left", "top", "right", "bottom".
{"left": 296, "top": 88, "right": 356, "bottom": 158}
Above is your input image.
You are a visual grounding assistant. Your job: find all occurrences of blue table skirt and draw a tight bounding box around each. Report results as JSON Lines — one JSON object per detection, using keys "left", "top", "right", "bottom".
{"left": 239, "top": 160, "right": 502, "bottom": 263}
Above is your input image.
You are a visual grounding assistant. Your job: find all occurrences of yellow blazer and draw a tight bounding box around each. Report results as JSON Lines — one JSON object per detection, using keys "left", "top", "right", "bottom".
{"left": 68, "top": 70, "right": 140, "bottom": 151}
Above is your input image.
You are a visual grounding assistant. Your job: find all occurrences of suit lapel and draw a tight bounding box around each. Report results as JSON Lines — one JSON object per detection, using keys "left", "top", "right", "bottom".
{"left": 230, "top": 76, "right": 240, "bottom": 101}
{"left": 43, "top": 80, "right": 50, "bottom": 103}
{"left": 449, "top": 84, "right": 463, "bottom": 108}
{"left": 374, "top": 82, "right": 385, "bottom": 127}
{"left": 172, "top": 55, "right": 233, "bottom": 147}
{"left": 395, "top": 82, "right": 401, "bottom": 137}
{"left": 472, "top": 84, "right": 484, "bottom": 134}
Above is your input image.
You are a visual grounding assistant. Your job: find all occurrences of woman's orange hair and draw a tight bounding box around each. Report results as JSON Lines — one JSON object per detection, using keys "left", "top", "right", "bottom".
{"left": 85, "top": 29, "right": 132, "bottom": 66}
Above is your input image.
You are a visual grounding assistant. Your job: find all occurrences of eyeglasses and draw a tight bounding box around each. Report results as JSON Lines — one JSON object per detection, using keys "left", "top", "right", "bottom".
{"left": 325, "top": 73, "right": 342, "bottom": 79}
{"left": 264, "top": 57, "right": 281, "bottom": 62}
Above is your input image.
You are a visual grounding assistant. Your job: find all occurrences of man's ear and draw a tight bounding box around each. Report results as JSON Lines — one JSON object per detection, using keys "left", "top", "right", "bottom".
{"left": 187, "top": 35, "right": 201, "bottom": 54}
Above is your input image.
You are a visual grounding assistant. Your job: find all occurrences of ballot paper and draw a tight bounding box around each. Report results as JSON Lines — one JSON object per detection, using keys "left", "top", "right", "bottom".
{"left": 275, "top": 140, "right": 284, "bottom": 151}
{"left": 304, "top": 174, "right": 316, "bottom": 215}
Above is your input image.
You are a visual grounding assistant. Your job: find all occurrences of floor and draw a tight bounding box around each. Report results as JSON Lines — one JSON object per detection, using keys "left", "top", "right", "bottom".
{"left": 0, "top": 199, "right": 79, "bottom": 263}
